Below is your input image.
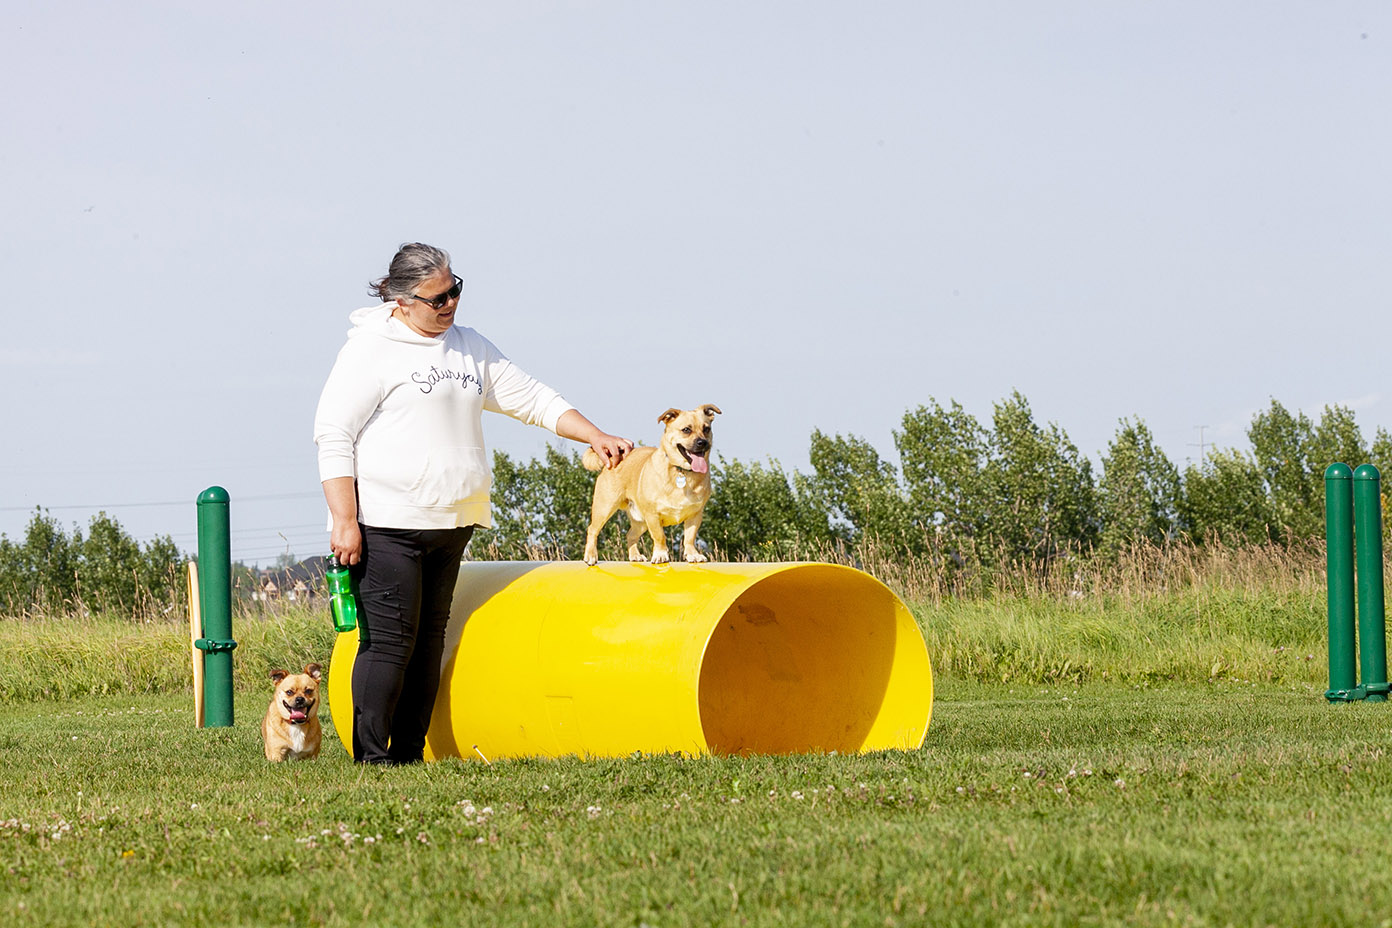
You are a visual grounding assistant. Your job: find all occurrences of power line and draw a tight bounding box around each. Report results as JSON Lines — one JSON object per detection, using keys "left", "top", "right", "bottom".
{"left": 165, "top": 522, "right": 327, "bottom": 539}
{"left": 0, "top": 492, "right": 322, "bottom": 513}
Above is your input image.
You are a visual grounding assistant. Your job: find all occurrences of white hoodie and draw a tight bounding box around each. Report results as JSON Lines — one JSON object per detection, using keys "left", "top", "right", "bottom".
{"left": 313, "top": 304, "right": 574, "bottom": 529}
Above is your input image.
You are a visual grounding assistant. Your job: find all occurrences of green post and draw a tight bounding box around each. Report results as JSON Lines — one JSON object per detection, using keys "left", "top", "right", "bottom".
{"left": 1325, "top": 463, "right": 1357, "bottom": 701}
{"left": 196, "top": 487, "right": 236, "bottom": 727}
{"left": 1354, "top": 464, "right": 1388, "bottom": 701}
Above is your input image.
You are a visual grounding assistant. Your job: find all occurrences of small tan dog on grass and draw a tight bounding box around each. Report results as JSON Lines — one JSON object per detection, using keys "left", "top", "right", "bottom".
{"left": 262, "top": 663, "right": 323, "bottom": 762}
{"left": 583, "top": 404, "right": 721, "bottom": 565}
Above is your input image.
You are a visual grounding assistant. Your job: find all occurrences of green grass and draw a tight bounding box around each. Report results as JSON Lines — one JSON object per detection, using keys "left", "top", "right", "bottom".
{"left": 2, "top": 678, "right": 1389, "bottom": 927}
{"left": 0, "top": 549, "right": 1371, "bottom": 926}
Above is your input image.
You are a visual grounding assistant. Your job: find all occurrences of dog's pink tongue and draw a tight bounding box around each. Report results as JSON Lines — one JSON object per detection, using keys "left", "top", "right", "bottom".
{"left": 690, "top": 454, "right": 708, "bottom": 474}
{"left": 289, "top": 709, "right": 308, "bottom": 722}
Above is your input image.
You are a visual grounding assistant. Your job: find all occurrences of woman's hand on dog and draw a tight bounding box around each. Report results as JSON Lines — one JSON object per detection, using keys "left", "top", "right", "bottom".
{"left": 588, "top": 433, "right": 634, "bottom": 469}
{"left": 556, "top": 409, "right": 633, "bottom": 469}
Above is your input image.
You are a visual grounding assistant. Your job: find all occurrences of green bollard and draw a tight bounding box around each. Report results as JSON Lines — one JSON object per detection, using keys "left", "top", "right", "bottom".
{"left": 1354, "top": 464, "right": 1388, "bottom": 701}
{"left": 195, "top": 487, "right": 236, "bottom": 727}
{"left": 1325, "top": 464, "right": 1358, "bottom": 701}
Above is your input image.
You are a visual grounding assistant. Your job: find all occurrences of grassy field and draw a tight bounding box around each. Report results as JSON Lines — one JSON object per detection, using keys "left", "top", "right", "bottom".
{"left": 0, "top": 547, "right": 1382, "bottom": 927}
{"left": 3, "top": 679, "right": 1390, "bottom": 927}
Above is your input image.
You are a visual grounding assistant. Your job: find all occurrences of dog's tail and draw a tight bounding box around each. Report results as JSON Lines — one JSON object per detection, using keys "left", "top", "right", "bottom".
{"left": 581, "top": 449, "right": 605, "bottom": 472}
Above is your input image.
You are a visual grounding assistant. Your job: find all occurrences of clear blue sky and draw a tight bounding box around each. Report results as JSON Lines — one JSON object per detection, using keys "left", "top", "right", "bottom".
{"left": 3, "top": 2, "right": 1389, "bottom": 564}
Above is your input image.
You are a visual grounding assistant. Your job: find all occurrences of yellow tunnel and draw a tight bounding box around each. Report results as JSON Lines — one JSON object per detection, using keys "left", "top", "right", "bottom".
{"left": 327, "top": 562, "right": 933, "bottom": 761}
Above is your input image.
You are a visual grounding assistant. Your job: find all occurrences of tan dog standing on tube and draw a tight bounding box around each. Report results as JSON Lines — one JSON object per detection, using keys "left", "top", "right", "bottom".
{"left": 582, "top": 404, "right": 721, "bottom": 565}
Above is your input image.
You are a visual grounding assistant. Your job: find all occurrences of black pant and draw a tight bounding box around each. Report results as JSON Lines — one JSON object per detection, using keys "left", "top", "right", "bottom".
{"left": 349, "top": 524, "right": 473, "bottom": 764}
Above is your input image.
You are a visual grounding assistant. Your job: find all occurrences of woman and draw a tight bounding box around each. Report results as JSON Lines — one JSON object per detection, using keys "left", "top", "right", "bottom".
{"left": 313, "top": 242, "right": 631, "bottom": 765}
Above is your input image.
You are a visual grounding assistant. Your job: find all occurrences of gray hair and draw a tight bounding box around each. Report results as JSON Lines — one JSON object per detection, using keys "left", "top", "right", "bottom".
{"left": 368, "top": 243, "right": 452, "bottom": 302}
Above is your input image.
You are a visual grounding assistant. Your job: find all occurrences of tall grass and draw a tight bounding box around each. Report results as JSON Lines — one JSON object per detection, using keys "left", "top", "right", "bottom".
{"left": 0, "top": 541, "right": 1336, "bottom": 699}
{"left": 841, "top": 534, "right": 1324, "bottom": 603}
{"left": 0, "top": 565, "right": 188, "bottom": 624}
{"left": 0, "top": 604, "right": 335, "bottom": 701}
{"left": 837, "top": 539, "right": 1325, "bottom": 688}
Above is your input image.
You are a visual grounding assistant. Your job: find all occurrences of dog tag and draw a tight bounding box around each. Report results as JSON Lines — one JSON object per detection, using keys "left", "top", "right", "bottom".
{"left": 676, "top": 473, "right": 687, "bottom": 488}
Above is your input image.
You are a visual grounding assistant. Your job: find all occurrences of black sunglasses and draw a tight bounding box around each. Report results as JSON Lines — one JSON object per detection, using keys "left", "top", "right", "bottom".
{"left": 409, "top": 274, "right": 463, "bottom": 310}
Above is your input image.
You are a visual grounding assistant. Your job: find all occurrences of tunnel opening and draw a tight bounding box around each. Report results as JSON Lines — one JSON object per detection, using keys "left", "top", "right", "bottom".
{"left": 696, "top": 565, "right": 919, "bottom": 755}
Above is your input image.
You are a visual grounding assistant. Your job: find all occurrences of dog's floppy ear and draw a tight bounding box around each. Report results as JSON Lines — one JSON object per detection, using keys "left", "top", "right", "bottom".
{"left": 270, "top": 669, "right": 289, "bottom": 684}
{"left": 658, "top": 408, "right": 682, "bottom": 424}
{"left": 304, "top": 663, "right": 323, "bottom": 681}
{"left": 701, "top": 404, "right": 722, "bottom": 419}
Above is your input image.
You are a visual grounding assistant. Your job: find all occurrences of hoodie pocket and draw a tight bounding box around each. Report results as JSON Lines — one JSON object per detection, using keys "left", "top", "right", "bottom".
{"left": 411, "top": 446, "right": 490, "bottom": 507}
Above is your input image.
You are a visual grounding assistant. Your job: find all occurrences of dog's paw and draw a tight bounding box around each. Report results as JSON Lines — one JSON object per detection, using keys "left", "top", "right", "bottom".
{"left": 685, "top": 550, "right": 708, "bottom": 563}
{"left": 628, "top": 552, "right": 648, "bottom": 563}
{"left": 650, "top": 550, "right": 671, "bottom": 564}
{"left": 583, "top": 555, "right": 598, "bottom": 566}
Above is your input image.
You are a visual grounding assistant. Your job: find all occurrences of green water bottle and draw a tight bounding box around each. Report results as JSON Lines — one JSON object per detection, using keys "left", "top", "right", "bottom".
{"left": 325, "top": 554, "right": 358, "bottom": 633}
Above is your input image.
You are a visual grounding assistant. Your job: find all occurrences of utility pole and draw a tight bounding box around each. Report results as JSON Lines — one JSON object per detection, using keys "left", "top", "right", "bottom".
{"left": 1189, "top": 425, "right": 1210, "bottom": 464}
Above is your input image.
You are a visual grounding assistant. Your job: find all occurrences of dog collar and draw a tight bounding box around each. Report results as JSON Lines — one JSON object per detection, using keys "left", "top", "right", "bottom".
{"left": 676, "top": 473, "right": 687, "bottom": 488}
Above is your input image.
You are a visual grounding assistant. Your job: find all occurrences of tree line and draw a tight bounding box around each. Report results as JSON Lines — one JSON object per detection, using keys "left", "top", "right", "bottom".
{"left": 484, "top": 393, "right": 1385, "bottom": 574}
{"left": 0, "top": 510, "right": 182, "bottom": 617}
{"left": 0, "top": 392, "right": 1381, "bottom": 616}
